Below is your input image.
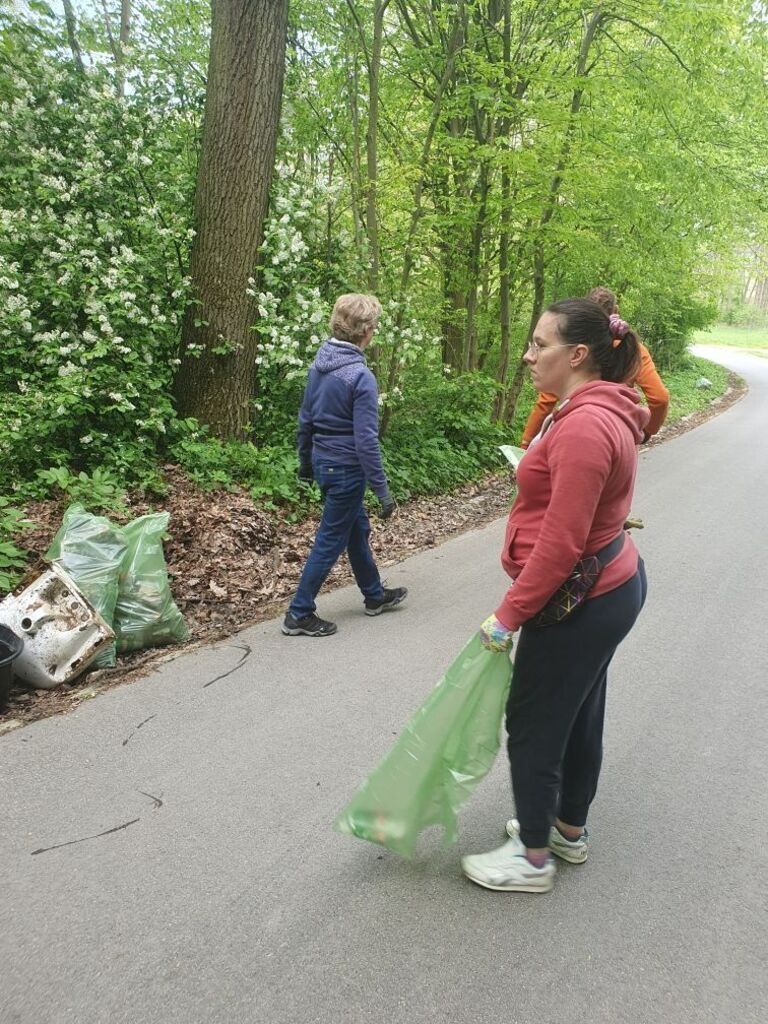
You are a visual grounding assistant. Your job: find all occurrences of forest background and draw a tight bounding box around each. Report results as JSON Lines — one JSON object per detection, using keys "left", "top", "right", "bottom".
{"left": 1, "top": 0, "right": 768, "bottom": 594}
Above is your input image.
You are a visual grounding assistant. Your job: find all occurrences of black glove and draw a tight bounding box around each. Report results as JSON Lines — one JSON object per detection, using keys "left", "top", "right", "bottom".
{"left": 298, "top": 463, "right": 314, "bottom": 483}
{"left": 379, "top": 492, "right": 396, "bottom": 520}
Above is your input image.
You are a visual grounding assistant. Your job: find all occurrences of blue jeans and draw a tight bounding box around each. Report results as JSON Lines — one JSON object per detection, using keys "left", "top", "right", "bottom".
{"left": 289, "top": 461, "right": 385, "bottom": 619}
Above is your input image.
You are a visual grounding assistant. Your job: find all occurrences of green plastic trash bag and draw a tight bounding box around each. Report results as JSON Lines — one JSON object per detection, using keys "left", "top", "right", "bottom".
{"left": 113, "top": 512, "right": 188, "bottom": 654}
{"left": 46, "top": 503, "right": 127, "bottom": 668}
{"left": 334, "top": 634, "right": 512, "bottom": 858}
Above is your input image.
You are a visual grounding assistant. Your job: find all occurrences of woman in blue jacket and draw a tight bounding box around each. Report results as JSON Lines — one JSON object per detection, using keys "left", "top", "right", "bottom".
{"left": 282, "top": 294, "right": 407, "bottom": 637}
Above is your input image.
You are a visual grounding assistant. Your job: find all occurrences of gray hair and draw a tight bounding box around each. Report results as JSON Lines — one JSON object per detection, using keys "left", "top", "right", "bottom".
{"left": 329, "top": 293, "right": 382, "bottom": 345}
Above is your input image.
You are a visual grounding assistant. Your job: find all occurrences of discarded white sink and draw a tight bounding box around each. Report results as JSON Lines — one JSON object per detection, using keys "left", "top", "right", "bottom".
{"left": 0, "top": 563, "right": 115, "bottom": 689}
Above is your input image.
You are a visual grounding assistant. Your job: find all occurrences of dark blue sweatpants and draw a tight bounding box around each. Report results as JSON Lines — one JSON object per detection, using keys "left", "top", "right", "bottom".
{"left": 507, "top": 562, "right": 647, "bottom": 849}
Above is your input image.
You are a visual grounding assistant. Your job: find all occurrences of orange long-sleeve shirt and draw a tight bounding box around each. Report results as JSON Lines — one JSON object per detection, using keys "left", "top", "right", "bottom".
{"left": 520, "top": 341, "right": 669, "bottom": 447}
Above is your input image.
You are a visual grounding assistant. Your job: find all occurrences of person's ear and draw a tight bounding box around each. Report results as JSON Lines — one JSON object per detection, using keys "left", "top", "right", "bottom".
{"left": 570, "top": 344, "right": 589, "bottom": 369}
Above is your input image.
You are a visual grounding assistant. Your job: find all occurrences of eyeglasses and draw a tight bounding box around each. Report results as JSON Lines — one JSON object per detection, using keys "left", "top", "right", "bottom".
{"left": 526, "top": 340, "right": 575, "bottom": 358}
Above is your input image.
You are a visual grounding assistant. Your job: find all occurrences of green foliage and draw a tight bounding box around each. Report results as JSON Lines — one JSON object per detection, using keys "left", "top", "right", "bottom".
{"left": 170, "top": 430, "right": 315, "bottom": 513}
{"left": 629, "top": 294, "right": 719, "bottom": 371}
{"left": 0, "top": 498, "right": 31, "bottom": 593}
{"left": 34, "top": 466, "right": 127, "bottom": 512}
{"left": 0, "top": 0, "right": 766, "bottom": 513}
{"left": 0, "top": 8, "right": 199, "bottom": 494}
{"left": 720, "top": 302, "right": 768, "bottom": 329}
{"left": 382, "top": 372, "right": 507, "bottom": 499}
{"left": 662, "top": 355, "right": 731, "bottom": 421}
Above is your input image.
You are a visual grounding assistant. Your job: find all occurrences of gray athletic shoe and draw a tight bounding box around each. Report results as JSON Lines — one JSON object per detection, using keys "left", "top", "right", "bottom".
{"left": 281, "top": 612, "right": 337, "bottom": 637}
{"left": 506, "top": 817, "right": 589, "bottom": 864}
{"left": 461, "top": 834, "right": 555, "bottom": 893}
{"left": 364, "top": 586, "right": 408, "bottom": 616}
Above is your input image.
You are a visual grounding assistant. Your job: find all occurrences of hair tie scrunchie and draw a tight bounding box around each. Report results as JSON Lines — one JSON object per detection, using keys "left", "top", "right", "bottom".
{"left": 609, "top": 313, "right": 630, "bottom": 347}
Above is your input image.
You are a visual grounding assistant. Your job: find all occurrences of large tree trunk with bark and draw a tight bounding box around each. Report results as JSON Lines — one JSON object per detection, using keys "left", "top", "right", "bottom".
{"left": 174, "top": 0, "right": 288, "bottom": 439}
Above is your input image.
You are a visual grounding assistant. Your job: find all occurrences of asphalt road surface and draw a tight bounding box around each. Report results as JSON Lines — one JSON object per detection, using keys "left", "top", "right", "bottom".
{"left": 3, "top": 345, "right": 766, "bottom": 1024}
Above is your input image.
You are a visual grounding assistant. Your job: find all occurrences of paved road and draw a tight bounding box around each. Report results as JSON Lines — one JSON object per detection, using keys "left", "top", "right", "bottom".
{"left": 3, "top": 346, "right": 767, "bottom": 1024}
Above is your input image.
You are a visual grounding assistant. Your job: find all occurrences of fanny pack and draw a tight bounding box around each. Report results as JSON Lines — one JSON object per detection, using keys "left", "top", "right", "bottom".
{"left": 529, "top": 532, "right": 625, "bottom": 628}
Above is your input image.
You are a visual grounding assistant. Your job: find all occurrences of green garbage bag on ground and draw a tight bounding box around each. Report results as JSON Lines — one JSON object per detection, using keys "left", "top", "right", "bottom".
{"left": 113, "top": 512, "right": 188, "bottom": 654}
{"left": 334, "top": 634, "right": 512, "bottom": 858}
{"left": 46, "top": 503, "right": 127, "bottom": 668}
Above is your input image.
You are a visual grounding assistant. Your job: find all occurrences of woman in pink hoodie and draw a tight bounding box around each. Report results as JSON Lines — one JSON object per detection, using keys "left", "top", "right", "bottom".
{"left": 462, "top": 298, "right": 649, "bottom": 894}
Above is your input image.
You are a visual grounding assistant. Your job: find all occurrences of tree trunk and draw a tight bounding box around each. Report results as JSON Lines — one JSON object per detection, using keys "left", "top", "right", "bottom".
{"left": 463, "top": 159, "right": 490, "bottom": 371}
{"left": 174, "top": 0, "right": 289, "bottom": 439}
{"left": 348, "top": 43, "right": 365, "bottom": 253}
{"left": 493, "top": 0, "right": 519, "bottom": 420}
{"left": 365, "top": 1, "right": 390, "bottom": 294}
{"left": 441, "top": 275, "right": 465, "bottom": 368}
{"left": 120, "top": 0, "right": 131, "bottom": 46}
{"left": 62, "top": 0, "right": 84, "bottom": 75}
{"left": 494, "top": 162, "right": 512, "bottom": 419}
{"left": 379, "top": 15, "right": 464, "bottom": 435}
{"left": 500, "top": 6, "right": 603, "bottom": 424}
{"left": 504, "top": 241, "right": 545, "bottom": 422}
{"left": 116, "top": 0, "right": 131, "bottom": 96}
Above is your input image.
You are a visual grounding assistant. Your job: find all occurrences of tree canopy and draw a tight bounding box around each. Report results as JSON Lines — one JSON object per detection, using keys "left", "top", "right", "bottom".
{"left": 1, "top": 0, "right": 767, "bottom": 496}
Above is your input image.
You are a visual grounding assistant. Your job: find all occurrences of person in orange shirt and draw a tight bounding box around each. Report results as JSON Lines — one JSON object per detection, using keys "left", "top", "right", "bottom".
{"left": 520, "top": 287, "right": 669, "bottom": 448}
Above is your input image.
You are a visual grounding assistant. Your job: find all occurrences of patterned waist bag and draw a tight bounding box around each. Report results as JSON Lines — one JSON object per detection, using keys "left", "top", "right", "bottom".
{"left": 529, "top": 532, "right": 625, "bottom": 628}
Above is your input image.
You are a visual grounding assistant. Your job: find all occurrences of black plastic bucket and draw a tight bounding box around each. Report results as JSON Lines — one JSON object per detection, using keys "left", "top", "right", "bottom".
{"left": 0, "top": 624, "right": 24, "bottom": 712}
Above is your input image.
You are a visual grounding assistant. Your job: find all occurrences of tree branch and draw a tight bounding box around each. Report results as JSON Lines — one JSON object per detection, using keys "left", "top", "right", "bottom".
{"left": 609, "top": 15, "right": 692, "bottom": 73}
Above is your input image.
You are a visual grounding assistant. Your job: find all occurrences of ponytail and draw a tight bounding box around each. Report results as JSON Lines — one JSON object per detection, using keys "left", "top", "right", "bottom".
{"left": 546, "top": 298, "right": 641, "bottom": 383}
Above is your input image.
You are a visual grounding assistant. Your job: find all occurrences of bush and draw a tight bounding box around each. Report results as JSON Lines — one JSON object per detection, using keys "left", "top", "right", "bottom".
{"left": 382, "top": 371, "right": 508, "bottom": 499}
{"left": 629, "top": 293, "right": 718, "bottom": 371}
{"left": 721, "top": 301, "right": 768, "bottom": 329}
{"left": 0, "top": 12, "right": 197, "bottom": 494}
{"left": 0, "top": 498, "right": 31, "bottom": 593}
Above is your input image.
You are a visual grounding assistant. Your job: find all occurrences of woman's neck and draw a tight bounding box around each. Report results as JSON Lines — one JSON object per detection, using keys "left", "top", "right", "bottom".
{"left": 561, "top": 371, "right": 600, "bottom": 401}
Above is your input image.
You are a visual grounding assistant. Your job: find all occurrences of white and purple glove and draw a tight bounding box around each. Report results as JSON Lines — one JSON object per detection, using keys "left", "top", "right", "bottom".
{"left": 479, "top": 614, "right": 516, "bottom": 653}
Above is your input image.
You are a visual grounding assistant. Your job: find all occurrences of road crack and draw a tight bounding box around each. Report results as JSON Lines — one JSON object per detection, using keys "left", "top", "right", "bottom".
{"left": 31, "top": 817, "right": 141, "bottom": 856}
{"left": 202, "top": 643, "right": 252, "bottom": 688}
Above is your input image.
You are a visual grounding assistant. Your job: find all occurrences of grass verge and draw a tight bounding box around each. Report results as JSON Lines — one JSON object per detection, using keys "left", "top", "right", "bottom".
{"left": 692, "top": 325, "right": 768, "bottom": 349}
{"left": 662, "top": 353, "right": 732, "bottom": 422}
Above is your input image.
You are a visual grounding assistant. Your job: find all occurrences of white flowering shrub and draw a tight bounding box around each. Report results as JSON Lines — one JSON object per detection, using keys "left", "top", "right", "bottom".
{"left": 248, "top": 172, "right": 333, "bottom": 439}
{"left": 0, "top": 10, "right": 200, "bottom": 494}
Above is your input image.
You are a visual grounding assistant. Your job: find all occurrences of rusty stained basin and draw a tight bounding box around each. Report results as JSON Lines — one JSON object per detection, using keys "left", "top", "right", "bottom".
{"left": 0, "top": 563, "right": 115, "bottom": 689}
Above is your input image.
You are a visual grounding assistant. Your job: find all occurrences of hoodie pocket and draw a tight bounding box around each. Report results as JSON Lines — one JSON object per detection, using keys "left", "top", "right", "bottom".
{"left": 504, "top": 522, "right": 518, "bottom": 560}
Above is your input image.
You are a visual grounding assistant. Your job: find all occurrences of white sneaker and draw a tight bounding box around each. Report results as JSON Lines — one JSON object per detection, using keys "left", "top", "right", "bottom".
{"left": 505, "top": 817, "right": 589, "bottom": 864}
{"left": 461, "top": 835, "right": 555, "bottom": 893}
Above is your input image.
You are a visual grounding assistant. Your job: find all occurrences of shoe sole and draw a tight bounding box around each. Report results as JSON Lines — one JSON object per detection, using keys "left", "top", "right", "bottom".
{"left": 281, "top": 625, "right": 338, "bottom": 637}
{"left": 549, "top": 845, "right": 588, "bottom": 865}
{"left": 462, "top": 871, "right": 554, "bottom": 894}
{"left": 364, "top": 592, "right": 408, "bottom": 616}
{"left": 505, "top": 819, "right": 588, "bottom": 864}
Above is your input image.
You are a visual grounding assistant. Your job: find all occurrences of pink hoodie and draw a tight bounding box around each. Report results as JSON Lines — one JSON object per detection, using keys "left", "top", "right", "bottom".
{"left": 495, "top": 380, "right": 650, "bottom": 631}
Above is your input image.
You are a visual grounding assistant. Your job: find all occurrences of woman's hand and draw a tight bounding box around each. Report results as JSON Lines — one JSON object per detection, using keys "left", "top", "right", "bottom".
{"left": 479, "top": 614, "right": 516, "bottom": 652}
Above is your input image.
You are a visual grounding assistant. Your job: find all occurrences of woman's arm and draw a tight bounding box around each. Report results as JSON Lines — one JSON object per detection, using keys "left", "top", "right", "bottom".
{"left": 495, "top": 416, "right": 613, "bottom": 630}
{"left": 521, "top": 392, "right": 557, "bottom": 447}
{"left": 297, "top": 380, "right": 314, "bottom": 472}
{"left": 634, "top": 343, "right": 669, "bottom": 438}
{"left": 352, "top": 370, "right": 389, "bottom": 499}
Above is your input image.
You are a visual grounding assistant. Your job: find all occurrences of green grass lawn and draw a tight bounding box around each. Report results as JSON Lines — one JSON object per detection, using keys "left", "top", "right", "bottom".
{"left": 692, "top": 324, "right": 768, "bottom": 349}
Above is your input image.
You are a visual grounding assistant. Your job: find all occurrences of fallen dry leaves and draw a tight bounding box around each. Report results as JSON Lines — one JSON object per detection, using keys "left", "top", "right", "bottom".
{"left": 1, "top": 467, "right": 515, "bottom": 729}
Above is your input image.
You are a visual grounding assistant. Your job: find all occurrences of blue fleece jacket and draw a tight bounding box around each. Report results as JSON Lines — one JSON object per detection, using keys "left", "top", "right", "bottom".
{"left": 297, "top": 339, "right": 390, "bottom": 499}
